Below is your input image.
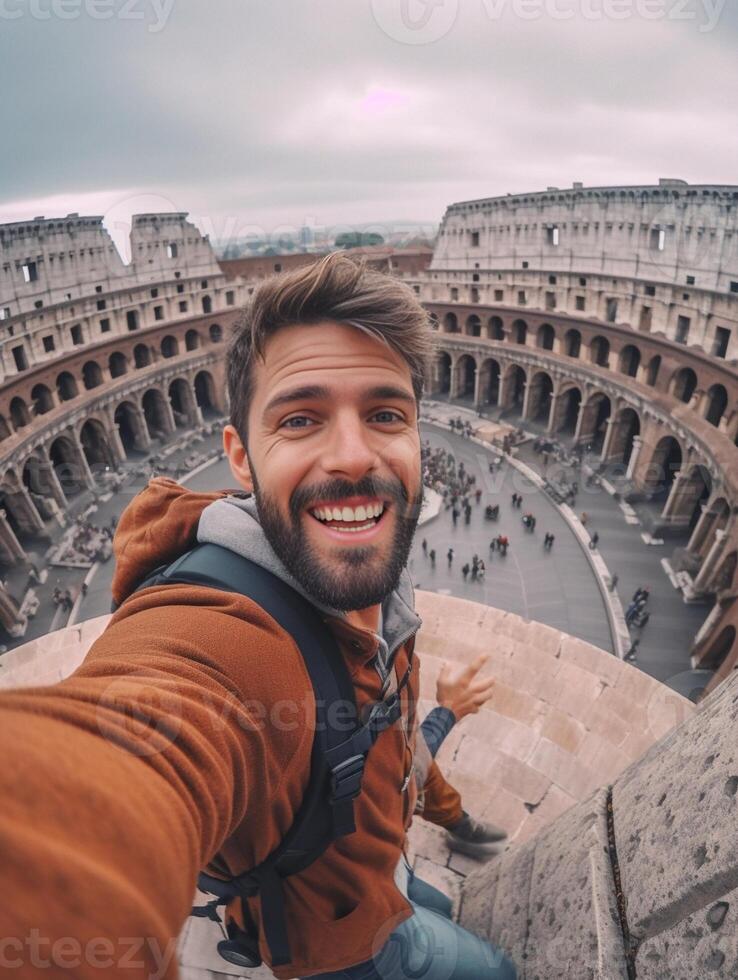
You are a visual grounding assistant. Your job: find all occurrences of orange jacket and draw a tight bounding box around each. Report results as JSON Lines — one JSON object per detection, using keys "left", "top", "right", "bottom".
{"left": 0, "top": 479, "right": 422, "bottom": 978}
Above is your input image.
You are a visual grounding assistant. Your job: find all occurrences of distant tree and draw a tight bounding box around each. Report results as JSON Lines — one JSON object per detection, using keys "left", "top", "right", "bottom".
{"left": 334, "top": 231, "right": 385, "bottom": 249}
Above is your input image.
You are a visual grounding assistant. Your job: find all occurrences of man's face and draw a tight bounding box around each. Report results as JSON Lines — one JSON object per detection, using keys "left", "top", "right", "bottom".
{"left": 224, "top": 320, "right": 423, "bottom": 611}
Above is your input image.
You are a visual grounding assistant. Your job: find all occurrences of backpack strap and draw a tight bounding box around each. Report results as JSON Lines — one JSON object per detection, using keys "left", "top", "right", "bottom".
{"left": 125, "top": 542, "right": 413, "bottom": 968}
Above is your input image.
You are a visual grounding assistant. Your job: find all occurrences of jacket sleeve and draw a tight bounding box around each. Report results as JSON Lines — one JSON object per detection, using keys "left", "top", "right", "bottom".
{"left": 0, "top": 586, "right": 311, "bottom": 980}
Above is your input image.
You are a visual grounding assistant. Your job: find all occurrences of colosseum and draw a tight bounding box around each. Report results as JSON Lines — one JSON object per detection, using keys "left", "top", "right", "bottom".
{"left": 2, "top": 182, "right": 738, "bottom": 978}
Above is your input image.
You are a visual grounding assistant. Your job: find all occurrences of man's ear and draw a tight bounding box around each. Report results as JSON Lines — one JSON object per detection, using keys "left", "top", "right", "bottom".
{"left": 223, "top": 424, "right": 254, "bottom": 492}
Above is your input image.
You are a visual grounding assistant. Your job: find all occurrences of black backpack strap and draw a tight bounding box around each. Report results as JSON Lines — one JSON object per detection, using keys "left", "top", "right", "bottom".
{"left": 128, "top": 542, "right": 412, "bottom": 968}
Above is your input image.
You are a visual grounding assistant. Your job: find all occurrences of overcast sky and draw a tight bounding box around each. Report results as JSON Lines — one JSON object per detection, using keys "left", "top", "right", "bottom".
{"left": 1, "top": 0, "right": 736, "bottom": 256}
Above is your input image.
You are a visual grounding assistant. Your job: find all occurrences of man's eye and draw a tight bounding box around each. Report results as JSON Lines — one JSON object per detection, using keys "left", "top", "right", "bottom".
{"left": 282, "top": 416, "right": 314, "bottom": 429}
{"left": 372, "top": 410, "right": 403, "bottom": 423}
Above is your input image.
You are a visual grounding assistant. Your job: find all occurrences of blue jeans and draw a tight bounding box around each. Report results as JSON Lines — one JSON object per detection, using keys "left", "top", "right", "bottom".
{"left": 304, "top": 870, "right": 516, "bottom": 980}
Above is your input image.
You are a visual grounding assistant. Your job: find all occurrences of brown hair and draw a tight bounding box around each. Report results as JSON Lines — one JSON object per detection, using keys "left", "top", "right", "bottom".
{"left": 227, "top": 251, "right": 435, "bottom": 441}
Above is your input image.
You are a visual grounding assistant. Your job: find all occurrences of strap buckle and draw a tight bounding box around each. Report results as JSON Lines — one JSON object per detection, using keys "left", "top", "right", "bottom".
{"left": 329, "top": 754, "right": 365, "bottom": 804}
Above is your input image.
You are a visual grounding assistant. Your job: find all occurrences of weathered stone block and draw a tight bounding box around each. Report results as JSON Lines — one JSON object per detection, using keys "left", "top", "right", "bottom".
{"left": 635, "top": 885, "right": 738, "bottom": 979}
{"left": 524, "top": 788, "right": 629, "bottom": 980}
{"left": 612, "top": 672, "right": 738, "bottom": 941}
{"left": 460, "top": 837, "right": 536, "bottom": 969}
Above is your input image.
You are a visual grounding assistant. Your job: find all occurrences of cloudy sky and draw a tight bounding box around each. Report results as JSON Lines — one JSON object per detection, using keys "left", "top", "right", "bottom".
{"left": 1, "top": 0, "right": 736, "bottom": 255}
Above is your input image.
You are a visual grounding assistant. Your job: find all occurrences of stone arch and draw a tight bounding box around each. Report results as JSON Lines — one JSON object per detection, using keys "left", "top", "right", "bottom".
{"left": 455, "top": 354, "right": 477, "bottom": 400}
{"left": 680, "top": 465, "right": 713, "bottom": 530}
{"left": 434, "top": 352, "right": 452, "bottom": 395}
{"left": 644, "top": 435, "right": 683, "bottom": 496}
{"left": 512, "top": 319, "right": 527, "bottom": 345}
{"left": 168, "top": 378, "right": 196, "bottom": 427}
{"left": 705, "top": 384, "right": 728, "bottom": 427}
{"left": 114, "top": 401, "right": 147, "bottom": 457}
{"left": 646, "top": 355, "right": 661, "bottom": 386}
{"left": 194, "top": 371, "right": 219, "bottom": 418}
{"left": 670, "top": 367, "right": 697, "bottom": 403}
{"left": 536, "top": 323, "right": 555, "bottom": 351}
{"left": 56, "top": 371, "right": 78, "bottom": 402}
{"left": 185, "top": 329, "right": 201, "bottom": 351}
{"left": 21, "top": 454, "right": 62, "bottom": 517}
{"left": 209, "top": 323, "right": 223, "bottom": 343}
{"left": 487, "top": 316, "right": 504, "bottom": 340}
{"left": 0, "top": 474, "right": 33, "bottom": 543}
{"left": 142, "top": 388, "right": 171, "bottom": 439}
{"left": 202, "top": 295, "right": 212, "bottom": 315}
{"left": 443, "top": 313, "right": 458, "bottom": 334}
{"left": 30, "top": 384, "right": 54, "bottom": 416}
{"left": 618, "top": 344, "right": 641, "bottom": 378}
{"left": 79, "top": 418, "right": 115, "bottom": 471}
{"left": 713, "top": 549, "right": 738, "bottom": 593}
{"left": 503, "top": 364, "right": 526, "bottom": 416}
{"left": 581, "top": 392, "right": 611, "bottom": 451}
{"left": 608, "top": 407, "right": 641, "bottom": 466}
{"left": 564, "top": 329, "right": 581, "bottom": 358}
{"left": 48, "top": 434, "right": 84, "bottom": 499}
{"left": 527, "top": 371, "right": 554, "bottom": 423}
{"left": 109, "top": 351, "right": 128, "bottom": 379}
{"left": 134, "top": 344, "right": 152, "bottom": 368}
{"left": 82, "top": 360, "right": 104, "bottom": 390}
{"left": 9, "top": 396, "right": 31, "bottom": 430}
{"left": 161, "top": 335, "right": 180, "bottom": 358}
{"left": 0, "top": 415, "right": 11, "bottom": 441}
{"left": 558, "top": 386, "right": 582, "bottom": 435}
{"left": 479, "top": 358, "right": 501, "bottom": 406}
{"left": 465, "top": 314, "right": 481, "bottom": 337}
{"left": 690, "top": 496, "right": 731, "bottom": 561}
{"left": 589, "top": 336, "right": 610, "bottom": 367}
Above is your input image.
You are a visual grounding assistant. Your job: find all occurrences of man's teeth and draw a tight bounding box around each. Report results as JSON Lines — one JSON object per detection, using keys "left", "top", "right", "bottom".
{"left": 311, "top": 502, "right": 385, "bottom": 523}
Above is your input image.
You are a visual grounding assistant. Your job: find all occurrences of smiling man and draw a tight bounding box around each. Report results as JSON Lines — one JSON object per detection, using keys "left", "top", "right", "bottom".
{"left": 0, "top": 254, "right": 515, "bottom": 980}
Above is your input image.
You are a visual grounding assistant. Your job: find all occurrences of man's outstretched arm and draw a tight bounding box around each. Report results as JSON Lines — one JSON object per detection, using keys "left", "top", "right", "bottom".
{"left": 0, "top": 588, "right": 310, "bottom": 979}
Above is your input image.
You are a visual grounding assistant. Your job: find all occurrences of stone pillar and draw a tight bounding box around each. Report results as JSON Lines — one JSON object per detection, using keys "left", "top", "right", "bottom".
{"left": 599, "top": 417, "right": 617, "bottom": 462}
{"left": 626, "top": 436, "right": 643, "bottom": 481}
{"left": 0, "top": 510, "right": 26, "bottom": 563}
{"left": 473, "top": 368, "right": 482, "bottom": 408}
{"left": 71, "top": 434, "right": 98, "bottom": 490}
{"left": 160, "top": 397, "right": 177, "bottom": 436}
{"left": 108, "top": 423, "right": 130, "bottom": 465}
{"left": 449, "top": 359, "right": 460, "bottom": 399}
{"left": 546, "top": 393, "right": 559, "bottom": 433}
{"left": 521, "top": 381, "right": 532, "bottom": 422}
{"left": 5, "top": 488, "right": 48, "bottom": 538}
{"left": 0, "top": 584, "right": 25, "bottom": 637}
{"left": 660, "top": 470, "right": 694, "bottom": 524}
{"left": 38, "top": 455, "right": 68, "bottom": 510}
{"left": 496, "top": 370, "right": 506, "bottom": 410}
{"left": 687, "top": 505, "right": 716, "bottom": 555}
{"left": 689, "top": 389, "right": 704, "bottom": 413}
{"left": 693, "top": 529, "right": 728, "bottom": 593}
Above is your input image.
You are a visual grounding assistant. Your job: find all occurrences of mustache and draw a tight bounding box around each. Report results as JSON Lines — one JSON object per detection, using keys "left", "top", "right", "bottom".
{"left": 290, "top": 475, "right": 410, "bottom": 520}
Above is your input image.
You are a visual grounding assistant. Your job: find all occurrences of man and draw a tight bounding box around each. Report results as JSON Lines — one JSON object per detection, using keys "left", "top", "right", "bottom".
{"left": 0, "top": 255, "right": 514, "bottom": 980}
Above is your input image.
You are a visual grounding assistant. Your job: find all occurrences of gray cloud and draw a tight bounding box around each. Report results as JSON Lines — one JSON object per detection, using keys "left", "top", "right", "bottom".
{"left": 1, "top": 0, "right": 736, "bottom": 240}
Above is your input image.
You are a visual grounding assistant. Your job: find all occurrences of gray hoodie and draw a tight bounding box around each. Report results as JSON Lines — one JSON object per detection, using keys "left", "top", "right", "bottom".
{"left": 197, "top": 494, "right": 422, "bottom": 660}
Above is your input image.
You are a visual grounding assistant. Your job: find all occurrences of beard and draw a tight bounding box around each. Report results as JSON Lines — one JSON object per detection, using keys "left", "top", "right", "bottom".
{"left": 250, "top": 468, "right": 423, "bottom": 611}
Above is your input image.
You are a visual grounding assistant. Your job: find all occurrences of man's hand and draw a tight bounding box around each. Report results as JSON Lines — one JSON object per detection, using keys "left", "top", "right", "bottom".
{"left": 436, "top": 653, "right": 496, "bottom": 720}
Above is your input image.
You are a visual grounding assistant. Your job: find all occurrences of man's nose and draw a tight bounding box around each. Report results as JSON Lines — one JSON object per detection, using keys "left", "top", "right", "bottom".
{"left": 320, "top": 414, "right": 379, "bottom": 482}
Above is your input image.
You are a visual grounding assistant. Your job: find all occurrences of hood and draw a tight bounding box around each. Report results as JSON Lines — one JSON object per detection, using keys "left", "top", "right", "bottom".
{"left": 112, "top": 478, "right": 421, "bottom": 650}
{"left": 111, "top": 477, "right": 232, "bottom": 606}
